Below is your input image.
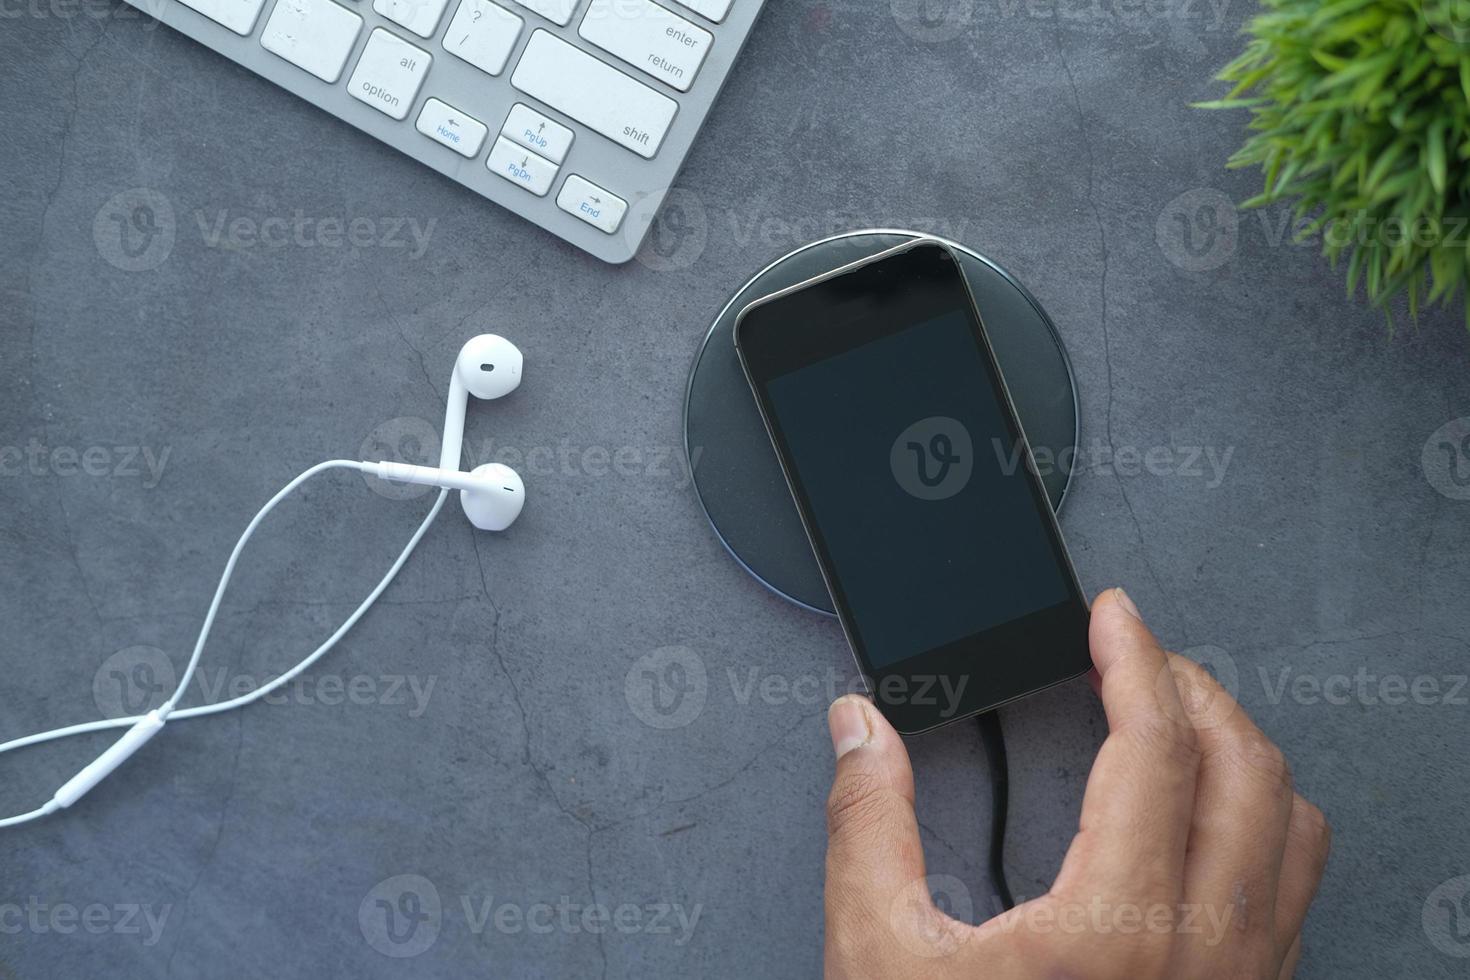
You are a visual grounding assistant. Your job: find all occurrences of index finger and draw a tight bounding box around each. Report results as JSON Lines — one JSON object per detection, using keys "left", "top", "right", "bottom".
{"left": 1052, "top": 589, "right": 1201, "bottom": 906}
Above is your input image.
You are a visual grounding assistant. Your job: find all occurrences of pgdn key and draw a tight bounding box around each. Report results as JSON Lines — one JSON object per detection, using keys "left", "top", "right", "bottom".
{"left": 487, "top": 136, "right": 558, "bottom": 196}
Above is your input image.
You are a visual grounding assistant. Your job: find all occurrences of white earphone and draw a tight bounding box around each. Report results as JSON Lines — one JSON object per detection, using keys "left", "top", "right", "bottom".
{"left": 366, "top": 333, "right": 526, "bottom": 531}
{"left": 0, "top": 335, "right": 524, "bottom": 828}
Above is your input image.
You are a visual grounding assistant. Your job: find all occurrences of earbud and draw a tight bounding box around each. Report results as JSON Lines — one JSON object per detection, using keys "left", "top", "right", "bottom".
{"left": 0, "top": 333, "right": 531, "bottom": 832}
{"left": 440, "top": 334, "right": 523, "bottom": 470}
{"left": 366, "top": 460, "right": 524, "bottom": 531}
{"left": 458, "top": 463, "right": 524, "bottom": 531}
{"left": 365, "top": 334, "right": 526, "bottom": 531}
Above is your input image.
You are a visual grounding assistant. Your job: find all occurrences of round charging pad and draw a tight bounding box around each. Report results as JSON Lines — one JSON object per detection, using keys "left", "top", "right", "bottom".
{"left": 684, "top": 230, "right": 1079, "bottom": 614}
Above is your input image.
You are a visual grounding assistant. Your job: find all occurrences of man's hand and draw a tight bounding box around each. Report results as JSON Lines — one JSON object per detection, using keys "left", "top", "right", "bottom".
{"left": 822, "top": 589, "right": 1331, "bottom": 980}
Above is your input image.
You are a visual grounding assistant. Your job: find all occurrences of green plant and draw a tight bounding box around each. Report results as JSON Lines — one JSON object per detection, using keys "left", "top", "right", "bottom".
{"left": 1199, "top": 0, "right": 1470, "bottom": 327}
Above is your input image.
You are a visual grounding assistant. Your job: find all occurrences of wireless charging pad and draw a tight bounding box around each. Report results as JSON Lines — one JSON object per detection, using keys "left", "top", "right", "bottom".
{"left": 684, "top": 231, "right": 1079, "bottom": 615}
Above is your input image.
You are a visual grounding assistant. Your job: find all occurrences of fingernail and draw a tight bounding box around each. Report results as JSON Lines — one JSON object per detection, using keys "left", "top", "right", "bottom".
{"left": 828, "top": 696, "right": 872, "bottom": 759}
{"left": 1114, "top": 588, "right": 1142, "bottom": 621}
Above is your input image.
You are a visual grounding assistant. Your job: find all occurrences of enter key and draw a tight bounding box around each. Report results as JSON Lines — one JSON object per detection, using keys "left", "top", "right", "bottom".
{"left": 578, "top": 0, "right": 712, "bottom": 93}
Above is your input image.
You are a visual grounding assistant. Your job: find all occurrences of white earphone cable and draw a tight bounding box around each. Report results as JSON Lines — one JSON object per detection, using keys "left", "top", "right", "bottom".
{"left": 0, "top": 462, "right": 449, "bottom": 828}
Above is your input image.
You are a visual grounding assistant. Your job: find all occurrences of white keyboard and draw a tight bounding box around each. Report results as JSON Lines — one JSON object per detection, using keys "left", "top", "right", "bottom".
{"left": 125, "top": 0, "right": 766, "bottom": 263}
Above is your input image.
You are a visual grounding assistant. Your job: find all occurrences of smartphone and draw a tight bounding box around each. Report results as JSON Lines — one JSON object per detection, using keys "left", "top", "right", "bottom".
{"left": 734, "top": 240, "right": 1090, "bottom": 734}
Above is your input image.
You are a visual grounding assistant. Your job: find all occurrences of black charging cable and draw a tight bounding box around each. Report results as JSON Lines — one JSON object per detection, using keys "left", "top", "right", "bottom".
{"left": 976, "top": 711, "right": 1016, "bottom": 911}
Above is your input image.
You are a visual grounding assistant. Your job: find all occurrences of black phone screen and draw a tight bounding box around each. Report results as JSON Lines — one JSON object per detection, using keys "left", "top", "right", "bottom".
{"left": 764, "top": 308, "right": 1072, "bottom": 668}
{"left": 737, "top": 242, "right": 1089, "bottom": 730}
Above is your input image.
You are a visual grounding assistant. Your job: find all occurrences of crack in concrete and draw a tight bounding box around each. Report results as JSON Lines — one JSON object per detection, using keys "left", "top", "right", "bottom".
{"left": 163, "top": 710, "right": 245, "bottom": 979}
{"left": 1051, "top": 27, "right": 1186, "bottom": 634}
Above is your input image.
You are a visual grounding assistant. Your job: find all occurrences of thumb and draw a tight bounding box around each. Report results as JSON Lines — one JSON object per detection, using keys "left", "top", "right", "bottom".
{"left": 823, "top": 694, "right": 932, "bottom": 958}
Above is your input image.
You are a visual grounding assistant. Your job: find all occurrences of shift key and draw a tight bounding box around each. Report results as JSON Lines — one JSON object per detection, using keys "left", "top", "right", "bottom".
{"left": 511, "top": 30, "right": 677, "bottom": 159}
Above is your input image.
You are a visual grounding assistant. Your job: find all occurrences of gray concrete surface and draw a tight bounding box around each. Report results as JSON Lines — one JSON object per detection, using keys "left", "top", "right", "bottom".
{"left": 3, "top": 2, "right": 1470, "bottom": 977}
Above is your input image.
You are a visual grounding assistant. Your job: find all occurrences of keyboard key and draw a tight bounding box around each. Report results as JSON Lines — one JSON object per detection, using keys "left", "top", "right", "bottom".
{"left": 261, "top": 0, "right": 363, "bottom": 83}
{"left": 502, "top": 104, "right": 573, "bottom": 164}
{"left": 177, "top": 0, "right": 268, "bottom": 35}
{"left": 348, "top": 29, "right": 432, "bottom": 120}
{"left": 668, "top": 0, "right": 730, "bottom": 21}
{"left": 487, "top": 136, "right": 558, "bottom": 195}
{"left": 557, "top": 175, "right": 626, "bottom": 233}
{"left": 510, "top": 0, "right": 577, "bottom": 26}
{"left": 511, "top": 30, "right": 677, "bottom": 159}
{"left": 579, "top": 0, "right": 710, "bottom": 93}
{"left": 374, "top": 0, "right": 451, "bottom": 38}
{"left": 416, "top": 98, "right": 488, "bottom": 157}
{"left": 443, "top": 0, "right": 523, "bottom": 76}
